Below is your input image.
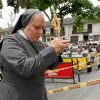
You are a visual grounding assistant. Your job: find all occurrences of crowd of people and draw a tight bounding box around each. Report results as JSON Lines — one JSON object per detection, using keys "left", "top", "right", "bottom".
{"left": 63, "top": 41, "right": 100, "bottom": 57}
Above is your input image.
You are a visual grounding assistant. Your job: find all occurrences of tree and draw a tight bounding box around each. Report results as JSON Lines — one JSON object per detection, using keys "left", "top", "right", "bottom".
{"left": 7, "top": 0, "right": 54, "bottom": 21}
{"left": 7, "top": 0, "right": 100, "bottom": 35}
{"left": 0, "top": 0, "right": 2, "bottom": 9}
{"left": 7, "top": 10, "right": 16, "bottom": 31}
{"left": 50, "top": 0, "right": 96, "bottom": 33}
{"left": 34, "top": 0, "right": 98, "bottom": 34}
{"left": 0, "top": 0, "right": 3, "bottom": 19}
{"left": 7, "top": 0, "right": 35, "bottom": 13}
{"left": 7, "top": 0, "right": 54, "bottom": 13}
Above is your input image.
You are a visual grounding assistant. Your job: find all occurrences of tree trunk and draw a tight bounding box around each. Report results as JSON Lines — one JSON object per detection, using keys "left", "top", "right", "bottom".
{"left": 59, "top": 10, "right": 64, "bottom": 37}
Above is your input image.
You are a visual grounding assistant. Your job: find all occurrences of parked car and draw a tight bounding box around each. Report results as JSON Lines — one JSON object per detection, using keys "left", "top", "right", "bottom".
{"left": 85, "top": 41, "right": 100, "bottom": 46}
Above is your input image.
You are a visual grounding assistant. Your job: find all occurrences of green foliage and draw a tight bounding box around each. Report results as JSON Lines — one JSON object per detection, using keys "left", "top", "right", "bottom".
{"left": 69, "top": 0, "right": 100, "bottom": 32}
{"left": 7, "top": 0, "right": 36, "bottom": 13}
{"left": 74, "top": 16, "right": 84, "bottom": 32}
{"left": 6, "top": 0, "right": 100, "bottom": 33}
{"left": 7, "top": 0, "right": 54, "bottom": 13}
{"left": 0, "top": 0, "right": 3, "bottom": 19}
{"left": 35, "top": 0, "right": 54, "bottom": 11}
{"left": 0, "top": 0, "right": 2, "bottom": 9}
{"left": 47, "top": 0, "right": 95, "bottom": 33}
{"left": 86, "top": 6, "right": 100, "bottom": 23}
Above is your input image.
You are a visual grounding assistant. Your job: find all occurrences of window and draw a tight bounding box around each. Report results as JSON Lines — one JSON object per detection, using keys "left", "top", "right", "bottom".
{"left": 87, "top": 24, "right": 92, "bottom": 33}
{"left": 89, "top": 36, "right": 93, "bottom": 40}
{"left": 72, "top": 26, "right": 77, "bottom": 34}
{"left": 62, "top": 27, "right": 65, "bottom": 36}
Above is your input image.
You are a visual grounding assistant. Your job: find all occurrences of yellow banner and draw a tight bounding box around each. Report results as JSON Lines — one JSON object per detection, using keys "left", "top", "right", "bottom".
{"left": 77, "top": 57, "right": 87, "bottom": 69}
{"left": 63, "top": 58, "right": 72, "bottom": 62}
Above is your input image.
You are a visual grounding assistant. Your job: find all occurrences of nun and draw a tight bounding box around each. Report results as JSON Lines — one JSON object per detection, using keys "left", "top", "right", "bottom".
{"left": 0, "top": 9, "right": 68, "bottom": 100}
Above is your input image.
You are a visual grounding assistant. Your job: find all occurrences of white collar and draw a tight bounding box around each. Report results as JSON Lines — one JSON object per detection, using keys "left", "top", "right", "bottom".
{"left": 18, "top": 29, "right": 28, "bottom": 40}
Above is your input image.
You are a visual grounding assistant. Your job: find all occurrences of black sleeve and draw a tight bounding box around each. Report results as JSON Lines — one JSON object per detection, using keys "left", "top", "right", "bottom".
{"left": 47, "top": 54, "right": 63, "bottom": 70}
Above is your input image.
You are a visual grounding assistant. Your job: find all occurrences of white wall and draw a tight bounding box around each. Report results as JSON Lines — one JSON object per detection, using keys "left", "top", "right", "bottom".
{"left": 70, "top": 34, "right": 83, "bottom": 42}
{"left": 84, "top": 24, "right": 87, "bottom": 30}
{"left": 64, "top": 23, "right": 100, "bottom": 35}
{"left": 45, "top": 27, "right": 50, "bottom": 33}
{"left": 45, "top": 21, "right": 100, "bottom": 42}
{"left": 92, "top": 23, "right": 100, "bottom": 33}
{"left": 64, "top": 24, "right": 73, "bottom": 40}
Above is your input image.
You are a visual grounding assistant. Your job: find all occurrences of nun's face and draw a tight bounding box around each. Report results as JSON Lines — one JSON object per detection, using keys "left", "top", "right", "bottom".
{"left": 24, "top": 13, "right": 45, "bottom": 42}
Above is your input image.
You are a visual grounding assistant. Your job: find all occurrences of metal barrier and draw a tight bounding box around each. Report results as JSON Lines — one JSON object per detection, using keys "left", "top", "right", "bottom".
{"left": 45, "top": 52, "right": 100, "bottom": 83}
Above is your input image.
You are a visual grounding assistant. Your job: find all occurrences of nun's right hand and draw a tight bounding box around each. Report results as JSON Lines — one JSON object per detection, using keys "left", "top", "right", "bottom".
{"left": 50, "top": 37, "right": 68, "bottom": 56}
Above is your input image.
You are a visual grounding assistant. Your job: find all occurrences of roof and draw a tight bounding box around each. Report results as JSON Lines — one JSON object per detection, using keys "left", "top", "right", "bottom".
{"left": 0, "top": 28, "right": 12, "bottom": 34}
{"left": 45, "top": 18, "right": 74, "bottom": 27}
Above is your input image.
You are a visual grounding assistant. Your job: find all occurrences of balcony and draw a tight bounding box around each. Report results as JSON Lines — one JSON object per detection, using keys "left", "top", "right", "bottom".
{"left": 77, "top": 29, "right": 88, "bottom": 34}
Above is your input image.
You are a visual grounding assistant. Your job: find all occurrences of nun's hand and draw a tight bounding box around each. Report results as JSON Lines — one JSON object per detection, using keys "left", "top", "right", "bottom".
{"left": 50, "top": 37, "right": 68, "bottom": 56}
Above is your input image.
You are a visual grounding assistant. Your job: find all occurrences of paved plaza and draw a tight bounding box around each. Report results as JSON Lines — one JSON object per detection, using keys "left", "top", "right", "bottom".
{"left": 46, "top": 66, "right": 100, "bottom": 100}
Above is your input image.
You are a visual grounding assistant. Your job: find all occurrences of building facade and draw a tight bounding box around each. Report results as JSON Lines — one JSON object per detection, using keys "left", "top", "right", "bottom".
{"left": 44, "top": 18, "right": 100, "bottom": 43}
{"left": 0, "top": 19, "right": 100, "bottom": 43}
{"left": 0, "top": 28, "right": 12, "bottom": 41}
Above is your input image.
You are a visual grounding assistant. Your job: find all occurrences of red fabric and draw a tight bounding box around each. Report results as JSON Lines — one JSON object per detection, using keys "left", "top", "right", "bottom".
{"left": 45, "top": 63, "right": 73, "bottom": 79}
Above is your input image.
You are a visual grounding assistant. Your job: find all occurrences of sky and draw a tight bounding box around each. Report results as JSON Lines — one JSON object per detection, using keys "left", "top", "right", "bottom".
{"left": 0, "top": 0, "right": 100, "bottom": 28}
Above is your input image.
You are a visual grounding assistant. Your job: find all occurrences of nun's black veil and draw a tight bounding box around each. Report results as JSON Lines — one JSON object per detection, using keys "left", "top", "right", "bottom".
{"left": 11, "top": 9, "right": 40, "bottom": 34}
{"left": 0, "top": 9, "right": 40, "bottom": 50}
